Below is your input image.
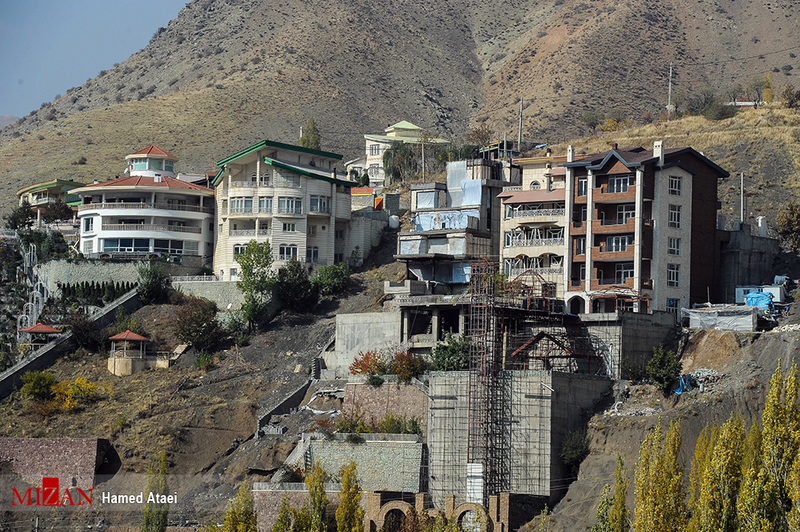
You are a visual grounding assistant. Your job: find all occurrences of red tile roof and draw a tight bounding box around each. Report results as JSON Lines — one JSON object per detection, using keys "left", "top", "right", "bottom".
{"left": 19, "top": 323, "right": 61, "bottom": 334}
{"left": 78, "top": 175, "right": 212, "bottom": 192}
{"left": 351, "top": 187, "right": 374, "bottom": 195}
{"left": 498, "top": 189, "right": 566, "bottom": 203}
{"left": 128, "top": 145, "right": 178, "bottom": 159}
{"left": 109, "top": 330, "right": 149, "bottom": 341}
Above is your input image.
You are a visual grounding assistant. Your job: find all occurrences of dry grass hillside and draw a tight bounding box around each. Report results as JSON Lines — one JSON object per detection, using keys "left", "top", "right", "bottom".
{"left": 2, "top": 0, "right": 800, "bottom": 211}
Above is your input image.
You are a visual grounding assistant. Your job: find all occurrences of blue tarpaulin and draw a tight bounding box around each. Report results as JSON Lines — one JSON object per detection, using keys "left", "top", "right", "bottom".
{"left": 745, "top": 292, "right": 774, "bottom": 312}
{"left": 673, "top": 375, "right": 693, "bottom": 395}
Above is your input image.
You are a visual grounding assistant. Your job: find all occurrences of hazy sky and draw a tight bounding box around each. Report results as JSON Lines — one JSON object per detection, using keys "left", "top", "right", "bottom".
{"left": 0, "top": 0, "right": 188, "bottom": 118}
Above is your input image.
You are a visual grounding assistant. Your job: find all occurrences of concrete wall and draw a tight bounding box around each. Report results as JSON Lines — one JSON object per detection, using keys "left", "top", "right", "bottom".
{"left": 170, "top": 280, "right": 245, "bottom": 310}
{"left": 35, "top": 260, "right": 196, "bottom": 296}
{"left": 0, "top": 438, "right": 105, "bottom": 488}
{"left": 343, "top": 382, "right": 429, "bottom": 435}
{"left": 718, "top": 224, "right": 781, "bottom": 303}
{"left": 257, "top": 380, "right": 312, "bottom": 437}
{"left": 328, "top": 311, "right": 402, "bottom": 377}
{"left": 427, "top": 371, "right": 469, "bottom": 508}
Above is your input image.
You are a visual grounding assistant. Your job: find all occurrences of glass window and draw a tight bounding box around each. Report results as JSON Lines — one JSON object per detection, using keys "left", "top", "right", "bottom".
{"left": 274, "top": 171, "right": 301, "bottom": 188}
{"left": 82, "top": 240, "right": 93, "bottom": 254}
{"left": 668, "top": 263, "right": 680, "bottom": 287}
{"left": 606, "top": 235, "right": 633, "bottom": 252}
{"left": 259, "top": 196, "right": 273, "bottom": 214}
{"left": 279, "top": 244, "right": 298, "bottom": 261}
{"left": 230, "top": 197, "right": 253, "bottom": 214}
{"left": 575, "top": 237, "right": 586, "bottom": 255}
{"left": 617, "top": 204, "right": 635, "bottom": 221}
{"left": 234, "top": 244, "right": 246, "bottom": 255}
{"left": 83, "top": 217, "right": 94, "bottom": 232}
{"left": 278, "top": 197, "right": 302, "bottom": 214}
{"left": 668, "top": 204, "right": 681, "bottom": 229}
{"left": 666, "top": 298, "right": 679, "bottom": 313}
{"left": 164, "top": 160, "right": 174, "bottom": 172}
{"left": 608, "top": 174, "right": 635, "bottom": 193}
{"left": 103, "top": 239, "right": 118, "bottom": 252}
{"left": 368, "top": 164, "right": 380, "bottom": 177}
{"left": 615, "top": 262, "right": 634, "bottom": 283}
{"left": 308, "top": 225, "right": 317, "bottom": 236}
{"left": 283, "top": 223, "right": 296, "bottom": 232}
{"left": 577, "top": 177, "right": 587, "bottom": 196}
{"left": 579, "top": 264, "right": 586, "bottom": 281}
{"left": 529, "top": 181, "right": 541, "bottom": 190}
{"left": 335, "top": 229, "right": 345, "bottom": 239}
{"left": 669, "top": 176, "right": 682, "bottom": 196}
{"left": 369, "top": 144, "right": 381, "bottom": 156}
{"left": 306, "top": 247, "right": 319, "bottom": 263}
{"left": 668, "top": 237, "right": 681, "bottom": 255}
{"left": 309, "top": 196, "right": 330, "bottom": 213}
{"left": 148, "top": 158, "right": 163, "bottom": 171}
{"left": 184, "top": 241, "right": 199, "bottom": 254}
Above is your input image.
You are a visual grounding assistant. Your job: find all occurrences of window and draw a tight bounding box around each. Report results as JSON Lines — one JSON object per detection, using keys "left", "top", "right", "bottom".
{"left": 278, "top": 197, "right": 302, "bottom": 214}
{"left": 669, "top": 175, "right": 682, "bottom": 196}
{"left": 164, "top": 160, "right": 174, "bottom": 172}
{"left": 83, "top": 217, "right": 94, "bottom": 232}
{"left": 577, "top": 177, "right": 587, "bottom": 196}
{"left": 334, "top": 253, "right": 344, "bottom": 264}
{"left": 279, "top": 244, "right": 298, "bottom": 261}
{"left": 617, "top": 204, "right": 635, "bottom": 221}
{"left": 148, "top": 158, "right": 163, "bottom": 171}
{"left": 369, "top": 144, "right": 381, "bottom": 156}
{"left": 606, "top": 235, "right": 632, "bottom": 252}
{"left": 132, "top": 158, "right": 147, "bottom": 171}
{"left": 230, "top": 197, "right": 253, "bottom": 214}
{"left": 306, "top": 247, "right": 319, "bottom": 263}
{"left": 184, "top": 241, "right": 199, "bottom": 255}
{"left": 579, "top": 264, "right": 586, "bottom": 281}
{"left": 234, "top": 244, "right": 246, "bottom": 255}
{"left": 168, "top": 220, "right": 186, "bottom": 227}
{"left": 82, "top": 240, "right": 93, "bottom": 254}
{"left": 615, "top": 262, "right": 634, "bottom": 283}
{"left": 668, "top": 237, "right": 681, "bottom": 256}
{"left": 608, "top": 174, "right": 635, "bottom": 193}
{"left": 309, "top": 196, "right": 330, "bottom": 213}
{"left": 230, "top": 268, "right": 238, "bottom": 280}
{"left": 580, "top": 206, "right": 587, "bottom": 222}
{"left": 274, "top": 171, "right": 301, "bottom": 188}
{"left": 666, "top": 298, "right": 679, "bottom": 313}
{"left": 667, "top": 263, "right": 680, "bottom": 287}
{"left": 368, "top": 164, "right": 380, "bottom": 177}
{"left": 575, "top": 237, "right": 586, "bottom": 255}
{"left": 308, "top": 225, "right": 317, "bottom": 236}
{"left": 258, "top": 197, "right": 273, "bottom": 213}
{"left": 668, "top": 204, "right": 681, "bottom": 229}
{"left": 166, "top": 198, "right": 187, "bottom": 206}
{"left": 282, "top": 223, "right": 296, "bottom": 232}
{"left": 529, "top": 180, "right": 541, "bottom": 190}
{"left": 335, "top": 229, "right": 345, "bottom": 239}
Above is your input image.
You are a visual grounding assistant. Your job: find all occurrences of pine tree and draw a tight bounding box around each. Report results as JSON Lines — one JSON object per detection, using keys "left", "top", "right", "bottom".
{"left": 222, "top": 478, "right": 257, "bottom": 532}
{"left": 336, "top": 462, "right": 364, "bottom": 532}
{"left": 306, "top": 462, "right": 329, "bottom": 532}
{"left": 299, "top": 119, "right": 321, "bottom": 150}
{"left": 141, "top": 450, "right": 169, "bottom": 532}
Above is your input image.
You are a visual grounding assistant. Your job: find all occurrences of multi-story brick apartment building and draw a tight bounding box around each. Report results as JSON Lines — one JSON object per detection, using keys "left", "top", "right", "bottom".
{"left": 563, "top": 141, "right": 729, "bottom": 314}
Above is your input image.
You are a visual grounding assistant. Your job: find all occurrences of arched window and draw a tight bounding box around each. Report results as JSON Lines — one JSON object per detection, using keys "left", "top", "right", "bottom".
{"left": 530, "top": 180, "right": 541, "bottom": 190}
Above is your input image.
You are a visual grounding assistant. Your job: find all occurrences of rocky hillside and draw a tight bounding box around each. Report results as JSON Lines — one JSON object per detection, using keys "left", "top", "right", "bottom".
{"left": 1, "top": 0, "right": 799, "bottom": 211}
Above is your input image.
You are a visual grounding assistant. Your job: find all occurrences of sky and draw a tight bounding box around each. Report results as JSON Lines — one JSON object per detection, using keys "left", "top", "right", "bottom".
{"left": 0, "top": 0, "right": 189, "bottom": 118}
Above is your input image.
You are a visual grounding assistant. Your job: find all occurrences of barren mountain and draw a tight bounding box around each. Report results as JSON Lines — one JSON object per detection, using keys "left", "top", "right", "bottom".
{"left": 1, "top": 0, "right": 799, "bottom": 210}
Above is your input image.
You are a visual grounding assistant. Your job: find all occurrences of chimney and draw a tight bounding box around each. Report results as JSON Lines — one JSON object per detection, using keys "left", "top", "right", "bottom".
{"left": 546, "top": 148, "right": 552, "bottom": 157}
{"left": 611, "top": 143, "right": 618, "bottom": 150}
{"left": 93, "top": 179, "right": 98, "bottom": 185}
{"left": 653, "top": 140, "right": 664, "bottom": 166}
{"left": 567, "top": 145, "right": 574, "bottom": 163}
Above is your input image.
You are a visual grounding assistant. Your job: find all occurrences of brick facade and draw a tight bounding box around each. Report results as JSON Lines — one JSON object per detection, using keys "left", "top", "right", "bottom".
{"left": 343, "top": 382, "right": 429, "bottom": 435}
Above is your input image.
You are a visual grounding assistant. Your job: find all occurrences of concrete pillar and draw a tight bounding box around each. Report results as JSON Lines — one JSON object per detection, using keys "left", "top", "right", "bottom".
{"left": 330, "top": 182, "right": 337, "bottom": 265}
{"left": 584, "top": 169, "right": 594, "bottom": 294}
{"left": 415, "top": 493, "right": 426, "bottom": 513}
{"left": 458, "top": 310, "right": 466, "bottom": 335}
{"left": 432, "top": 309, "right": 440, "bottom": 342}
{"left": 634, "top": 167, "right": 644, "bottom": 311}
{"left": 445, "top": 494, "right": 456, "bottom": 519}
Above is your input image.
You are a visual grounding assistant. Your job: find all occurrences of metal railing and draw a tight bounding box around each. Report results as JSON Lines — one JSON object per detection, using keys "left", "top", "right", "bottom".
{"left": 78, "top": 202, "right": 212, "bottom": 214}
{"left": 171, "top": 275, "right": 221, "bottom": 282}
{"left": 229, "top": 229, "right": 272, "bottom": 237}
{"left": 505, "top": 237, "right": 564, "bottom": 247}
{"left": 509, "top": 266, "right": 564, "bottom": 277}
{"left": 506, "top": 208, "right": 565, "bottom": 219}
{"left": 101, "top": 223, "right": 202, "bottom": 234}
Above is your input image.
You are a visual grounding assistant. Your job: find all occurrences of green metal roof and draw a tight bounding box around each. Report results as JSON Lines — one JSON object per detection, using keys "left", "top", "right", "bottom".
{"left": 387, "top": 120, "right": 421, "bottom": 130}
{"left": 215, "top": 140, "right": 343, "bottom": 168}
{"left": 264, "top": 158, "right": 356, "bottom": 187}
{"left": 17, "top": 179, "right": 84, "bottom": 197}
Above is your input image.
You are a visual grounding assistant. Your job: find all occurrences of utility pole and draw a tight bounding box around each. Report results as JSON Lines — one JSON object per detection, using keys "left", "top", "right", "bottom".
{"left": 740, "top": 172, "right": 745, "bottom": 222}
{"left": 667, "top": 62, "right": 673, "bottom": 120}
{"left": 517, "top": 98, "right": 523, "bottom": 150}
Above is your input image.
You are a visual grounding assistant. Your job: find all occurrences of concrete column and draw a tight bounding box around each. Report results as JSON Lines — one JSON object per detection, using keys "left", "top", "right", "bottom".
{"left": 432, "top": 309, "right": 440, "bottom": 342}
{"left": 634, "top": 168, "right": 644, "bottom": 310}
{"left": 563, "top": 166, "right": 574, "bottom": 299}
{"left": 584, "top": 169, "right": 594, "bottom": 294}
{"left": 458, "top": 310, "right": 466, "bottom": 335}
{"left": 330, "top": 182, "right": 337, "bottom": 265}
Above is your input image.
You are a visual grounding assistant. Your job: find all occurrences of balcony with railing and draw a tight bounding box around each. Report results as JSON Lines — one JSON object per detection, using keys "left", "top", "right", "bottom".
{"left": 101, "top": 223, "right": 202, "bottom": 234}
{"left": 78, "top": 202, "right": 212, "bottom": 214}
{"left": 505, "top": 236, "right": 565, "bottom": 248}
{"left": 508, "top": 266, "right": 564, "bottom": 278}
{"left": 591, "top": 245, "right": 634, "bottom": 261}
{"left": 591, "top": 216, "right": 636, "bottom": 234}
{"left": 229, "top": 228, "right": 271, "bottom": 237}
{"left": 592, "top": 184, "right": 637, "bottom": 203}
{"left": 589, "top": 276, "right": 635, "bottom": 291}
{"left": 505, "top": 206, "right": 566, "bottom": 221}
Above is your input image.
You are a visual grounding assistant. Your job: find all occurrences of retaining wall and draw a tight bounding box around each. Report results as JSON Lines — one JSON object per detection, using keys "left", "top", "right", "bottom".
{"left": 329, "top": 312, "right": 402, "bottom": 377}
{"left": 0, "top": 438, "right": 106, "bottom": 488}
{"left": 35, "top": 260, "right": 196, "bottom": 296}
{"left": 254, "top": 483, "right": 341, "bottom": 532}
{"left": 343, "top": 381, "right": 429, "bottom": 435}
{"left": 170, "top": 280, "right": 245, "bottom": 311}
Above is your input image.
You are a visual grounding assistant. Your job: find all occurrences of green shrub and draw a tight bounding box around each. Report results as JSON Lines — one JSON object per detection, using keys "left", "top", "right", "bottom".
{"left": 646, "top": 344, "right": 682, "bottom": 392}
{"left": 431, "top": 333, "right": 470, "bottom": 371}
{"left": 21, "top": 371, "right": 56, "bottom": 400}
{"left": 344, "top": 433, "right": 365, "bottom": 444}
{"left": 560, "top": 428, "right": 590, "bottom": 476}
{"left": 366, "top": 375, "right": 384, "bottom": 387}
{"left": 275, "top": 259, "right": 319, "bottom": 311}
{"left": 137, "top": 262, "right": 168, "bottom": 305}
{"left": 175, "top": 297, "right": 219, "bottom": 351}
{"left": 311, "top": 263, "right": 350, "bottom": 295}
{"left": 195, "top": 351, "right": 214, "bottom": 371}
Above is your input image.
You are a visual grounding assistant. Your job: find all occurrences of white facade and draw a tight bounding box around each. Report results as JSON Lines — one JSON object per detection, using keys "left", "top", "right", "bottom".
{"left": 213, "top": 140, "right": 357, "bottom": 280}
{"left": 73, "top": 146, "right": 214, "bottom": 262}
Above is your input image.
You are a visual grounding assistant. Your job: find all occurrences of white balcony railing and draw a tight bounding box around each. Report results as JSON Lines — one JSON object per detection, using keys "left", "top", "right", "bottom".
{"left": 509, "top": 266, "right": 564, "bottom": 277}
{"left": 506, "top": 208, "right": 565, "bottom": 219}
{"left": 78, "top": 202, "right": 212, "bottom": 214}
{"left": 505, "top": 237, "right": 564, "bottom": 248}
{"left": 229, "top": 229, "right": 272, "bottom": 237}
{"left": 101, "top": 224, "right": 202, "bottom": 234}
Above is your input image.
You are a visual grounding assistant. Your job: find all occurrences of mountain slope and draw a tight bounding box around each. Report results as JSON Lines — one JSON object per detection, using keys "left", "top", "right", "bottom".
{"left": 1, "top": 0, "right": 799, "bottom": 211}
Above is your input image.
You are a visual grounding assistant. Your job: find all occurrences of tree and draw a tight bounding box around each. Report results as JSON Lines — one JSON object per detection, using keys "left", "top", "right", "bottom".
{"left": 466, "top": 123, "right": 494, "bottom": 148}
{"left": 646, "top": 345, "right": 682, "bottom": 393}
{"left": 142, "top": 450, "right": 169, "bottom": 532}
{"left": 336, "top": 462, "right": 364, "bottom": 532}
{"left": 5, "top": 200, "right": 35, "bottom": 231}
{"left": 688, "top": 422, "right": 718, "bottom": 524}
{"left": 608, "top": 456, "right": 630, "bottom": 532}
{"left": 235, "top": 240, "right": 276, "bottom": 329}
{"left": 300, "top": 118, "right": 321, "bottom": 151}
{"left": 275, "top": 259, "right": 318, "bottom": 312}
{"left": 746, "top": 75, "right": 770, "bottom": 108}
{"left": 273, "top": 497, "right": 293, "bottom": 532}
{"left": 781, "top": 84, "right": 800, "bottom": 110}
{"left": 726, "top": 83, "right": 744, "bottom": 104}
{"left": 580, "top": 111, "right": 605, "bottom": 132}
{"left": 222, "top": 478, "right": 257, "bottom": 532}
{"left": 305, "top": 463, "right": 329, "bottom": 532}
{"left": 43, "top": 199, "right": 74, "bottom": 225}
{"left": 431, "top": 333, "right": 470, "bottom": 371}
{"left": 137, "top": 261, "right": 168, "bottom": 305}
{"left": 175, "top": 297, "right": 220, "bottom": 351}
{"left": 776, "top": 201, "right": 800, "bottom": 251}
{"left": 311, "top": 263, "right": 350, "bottom": 296}
{"left": 382, "top": 141, "right": 417, "bottom": 184}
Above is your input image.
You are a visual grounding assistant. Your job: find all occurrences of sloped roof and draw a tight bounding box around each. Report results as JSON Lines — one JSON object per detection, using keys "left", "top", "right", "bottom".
{"left": 108, "top": 330, "right": 149, "bottom": 341}
{"left": 72, "top": 175, "right": 213, "bottom": 193}
{"left": 564, "top": 146, "right": 729, "bottom": 177}
{"left": 17, "top": 179, "right": 84, "bottom": 198}
{"left": 19, "top": 323, "right": 61, "bottom": 334}
{"left": 386, "top": 120, "right": 421, "bottom": 131}
{"left": 498, "top": 189, "right": 566, "bottom": 203}
{"left": 126, "top": 145, "right": 178, "bottom": 159}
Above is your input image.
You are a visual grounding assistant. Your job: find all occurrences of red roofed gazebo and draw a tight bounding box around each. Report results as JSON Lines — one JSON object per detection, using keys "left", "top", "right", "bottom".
{"left": 19, "top": 323, "right": 62, "bottom": 350}
{"left": 109, "top": 330, "right": 149, "bottom": 358}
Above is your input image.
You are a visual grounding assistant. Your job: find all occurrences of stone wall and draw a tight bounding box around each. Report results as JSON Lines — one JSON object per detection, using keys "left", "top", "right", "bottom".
{"left": 328, "top": 312, "right": 402, "bottom": 377}
{"left": 343, "top": 381, "right": 429, "bottom": 436}
{"left": 170, "top": 280, "right": 245, "bottom": 311}
{"left": 0, "top": 438, "right": 105, "bottom": 488}
{"left": 35, "top": 260, "right": 196, "bottom": 296}
{"left": 253, "top": 483, "right": 341, "bottom": 532}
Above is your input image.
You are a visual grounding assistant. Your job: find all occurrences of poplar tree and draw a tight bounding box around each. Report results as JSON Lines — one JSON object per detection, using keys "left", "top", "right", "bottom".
{"left": 609, "top": 455, "right": 630, "bottom": 532}
{"left": 299, "top": 119, "right": 321, "bottom": 150}
{"left": 688, "top": 422, "right": 718, "bottom": 524}
{"left": 141, "top": 450, "right": 169, "bottom": 532}
{"left": 222, "top": 478, "right": 257, "bottom": 532}
{"left": 306, "top": 462, "right": 329, "bottom": 532}
{"left": 336, "top": 462, "right": 364, "bottom": 532}
{"left": 272, "top": 496, "right": 293, "bottom": 532}
{"left": 591, "top": 484, "right": 612, "bottom": 532}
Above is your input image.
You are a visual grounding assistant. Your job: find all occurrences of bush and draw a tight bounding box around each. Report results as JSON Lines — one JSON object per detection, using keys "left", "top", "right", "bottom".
{"left": 349, "top": 350, "right": 388, "bottom": 376}
{"left": 21, "top": 371, "right": 56, "bottom": 400}
{"left": 560, "top": 428, "right": 590, "bottom": 476}
{"left": 174, "top": 297, "right": 219, "bottom": 351}
{"left": 54, "top": 377, "right": 99, "bottom": 410}
{"left": 275, "top": 259, "right": 319, "bottom": 311}
{"left": 311, "top": 264, "right": 350, "bottom": 295}
{"left": 137, "top": 262, "right": 168, "bottom": 305}
{"left": 68, "top": 314, "right": 99, "bottom": 350}
{"left": 431, "top": 333, "right": 470, "bottom": 371}
{"left": 646, "top": 344, "right": 682, "bottom": 392}
{"left": 366, "top": 375, "right": 384, "bottom": 387}
{"left": 344, "top": 433, "right": 365, "bottom": 444}
{"left": 392, "top": 351, "right": 428, "bottom": 383}
{"left": 195, "top": 351, "right": 214, "bottom": 371}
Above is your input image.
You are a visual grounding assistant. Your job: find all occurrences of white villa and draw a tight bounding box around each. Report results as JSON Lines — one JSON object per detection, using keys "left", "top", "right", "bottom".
{"left": 212, "top": 140, "right": 359, "bottom": 280}
{"left": 73, "top": 146, "right": 215, "bottom": 264}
